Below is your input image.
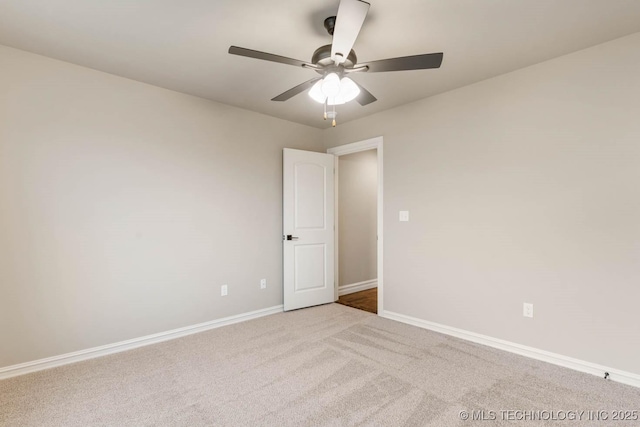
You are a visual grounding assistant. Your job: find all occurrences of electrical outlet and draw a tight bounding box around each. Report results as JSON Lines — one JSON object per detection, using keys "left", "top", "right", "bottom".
{"left": 260, "top": 279, "right": 267, "bottom": 289}
{"left": 399, "top": 211, "right": 410, "bottom": 222}
{"left": 221, "top": 284, "right": 228, "bottom": 297}
{"left": 523, "top": 303, "right": 534, "bottom": 318}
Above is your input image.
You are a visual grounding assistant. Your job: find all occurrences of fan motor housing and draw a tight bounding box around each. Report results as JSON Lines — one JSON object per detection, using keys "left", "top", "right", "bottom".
{"left": 311, "top": 44, "right": 357, "bottom": 71}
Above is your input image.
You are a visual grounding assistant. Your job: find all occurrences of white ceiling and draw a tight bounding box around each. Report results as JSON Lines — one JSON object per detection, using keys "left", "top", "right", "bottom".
{"left": 1, "top": 0, "right": 640, "bottom": 129}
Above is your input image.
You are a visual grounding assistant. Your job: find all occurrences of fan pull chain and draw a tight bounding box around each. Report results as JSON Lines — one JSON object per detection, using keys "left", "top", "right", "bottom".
{"left": 323, "top": 100, "right": 327, "bottom": 120}
{"left": 332, "top": 104, "right": 336, "bottom": 127}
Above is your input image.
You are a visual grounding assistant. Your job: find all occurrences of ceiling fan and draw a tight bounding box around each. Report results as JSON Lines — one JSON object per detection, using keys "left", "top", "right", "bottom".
{"left": 228, "top": 0, "right": 443, "bottom": 126}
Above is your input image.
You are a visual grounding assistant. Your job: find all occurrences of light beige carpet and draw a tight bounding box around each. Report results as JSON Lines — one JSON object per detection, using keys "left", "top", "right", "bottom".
{"left": 1, "top": 304, "right": 639, "bottom": 426}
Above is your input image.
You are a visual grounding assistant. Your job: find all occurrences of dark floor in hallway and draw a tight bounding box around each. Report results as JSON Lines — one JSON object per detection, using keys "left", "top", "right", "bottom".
{"left": 337, "top": 288, "right": 377, "bottom": 314}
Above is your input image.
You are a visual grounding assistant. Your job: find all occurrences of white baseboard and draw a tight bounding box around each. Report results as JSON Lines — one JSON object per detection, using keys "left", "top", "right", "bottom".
{"left": 381, "top": 310, "right": 640, "bottom": 389}
{"left": 0, "top": 305, "right": 284, "bottom": 381}
{"left": 338, "top": 279, "right": 377, "bottom": 296}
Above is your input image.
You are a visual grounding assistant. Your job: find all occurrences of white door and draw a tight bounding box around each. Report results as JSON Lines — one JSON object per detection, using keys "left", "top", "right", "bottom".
{"left": 283, "top": 148, "right": 335, "bottom": 311}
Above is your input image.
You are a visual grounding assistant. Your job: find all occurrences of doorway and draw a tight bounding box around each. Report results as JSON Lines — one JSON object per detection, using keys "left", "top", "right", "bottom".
{"left": 328, "top": 137, "right": 383, "bottom": 315}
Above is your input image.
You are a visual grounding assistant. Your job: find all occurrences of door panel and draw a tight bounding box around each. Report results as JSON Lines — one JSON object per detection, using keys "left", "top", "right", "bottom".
{"left": 283, "top": 149, "right": 334, "bottom": 311}
{"left": 294, "top": 163, "right": 326, "bottom": 229}
{"left": 294, "top": 244, "right": 326, "bottom": 291}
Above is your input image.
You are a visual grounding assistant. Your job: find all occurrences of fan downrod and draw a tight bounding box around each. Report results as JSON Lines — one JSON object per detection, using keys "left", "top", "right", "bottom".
{"left": 323, "top": 16, "right": 336, "bottom": 36}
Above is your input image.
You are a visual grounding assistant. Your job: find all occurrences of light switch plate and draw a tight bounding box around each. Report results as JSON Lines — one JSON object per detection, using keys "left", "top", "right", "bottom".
{"left": 399, "top": 211, "right": 409, "bottom": 222}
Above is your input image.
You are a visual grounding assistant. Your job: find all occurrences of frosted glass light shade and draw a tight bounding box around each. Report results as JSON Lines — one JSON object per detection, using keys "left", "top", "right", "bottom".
{"left": 308, "top": 80, "right": 326, "bottom": 103}
{"left": 327, "top": 96, "right": 345, "bottom": 106}
{"left": 338, "top": 77, "right": 360, "bottom": 103}
{"left": 321, "top": 73, "right": 341, "bottom": 97}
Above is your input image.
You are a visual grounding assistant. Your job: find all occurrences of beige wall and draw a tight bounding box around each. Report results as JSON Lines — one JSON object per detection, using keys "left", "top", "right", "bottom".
{"left": 0, "top": 45, "right": 323, "bottom": 368}
{"left": 338, "top": 150, "right": 377, "bottom": 287}
{"left": 323, "top": 33, "right": 640, "bottom": 375}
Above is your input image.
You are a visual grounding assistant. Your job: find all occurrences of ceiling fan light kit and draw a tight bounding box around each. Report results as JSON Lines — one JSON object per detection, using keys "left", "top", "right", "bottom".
{"left": 309, "top": 74, "right": 360, "bottom": 105}
{"left": 228, "top": 0, "right": 444, "bottom": 126}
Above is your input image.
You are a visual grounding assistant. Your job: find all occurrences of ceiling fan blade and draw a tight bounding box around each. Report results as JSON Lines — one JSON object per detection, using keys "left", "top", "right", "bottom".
{"left": 272, "top": 78, "right": 322, "bottom": 102}
{"left": 354, "top": 81, "right": 377, "bottom": 106}
{"left": 229, "top": 46, "right": 313, "bottom": 68}
{"left": 359, "top": 52, "right": 444, "bottom": 73}
{"left": 331, "top": 0, "right": 370, "bottom": 64}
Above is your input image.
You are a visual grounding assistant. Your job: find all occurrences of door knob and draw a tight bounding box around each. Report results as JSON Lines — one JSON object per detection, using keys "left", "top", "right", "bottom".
{"left": 284, "top": 235, "right": 299, "bottom": 241}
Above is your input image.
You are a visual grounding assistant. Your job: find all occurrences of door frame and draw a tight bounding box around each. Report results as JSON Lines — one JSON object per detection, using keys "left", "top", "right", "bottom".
{"left": 328, "top": 136, "right": 384, "bottom": 314}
